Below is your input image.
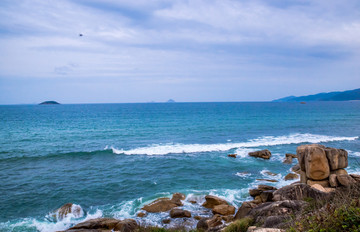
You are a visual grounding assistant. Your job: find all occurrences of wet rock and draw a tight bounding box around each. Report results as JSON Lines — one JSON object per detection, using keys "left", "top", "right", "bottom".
{"left": 212, "top": 204, "right": 235, "bottom": 215}
{"left": 337, "top": 174, "right": 356, "bottom": 187}
{"left": 194, "top": 215, "right": 202, "bottom": 220}
{"left": 324, "top": 147, "right": 348, "bottom": 170}
{"left": 291, "top": 164, "right": 301, "bottom": 174}
{"left": 170, "top": 208, "right": 191, "bottom": 218}
{"left": 249, "top": 189, "right": 262, "bottom": 197}
{"left": 202, "top": 195, "right": 228, "bottom": 209}
{"left": 272, "top": 183, "right": 331, "bottom": 202}
{"left": 228, "top": 154, "right": 237, "bottom": 158}
{"left": 264, "top": 171, "right": 278, "bottom": 176}
{"left": 66, "top": 218, "right": 137, "bottom": 232}
{"left": 307, "top": 179, "right": 330, "bottom": 187}
{"left": 54, "top": 203, "right": 83, "bottom": 221}
{"left": 234, "top": 201, "right": 257, "bottom": 220}
{"left": 142, "top": 198, "right": 178, "bottom": 213}
{"left": 249, "top": 149, "right": 272, "bottom": 159}
{"left": 162, "top": 218, "right": 171, "bottom": 224}
{"left": 137, "top": 212, "right": 146, "bottom": 217}
{"left": 189, "top": 200, "right": 197, "bottom": 204}
{"left": 284, "top": 173, "right": 299, "bottom": 181}
{"left": 283, "top": 153, "right": 297, "bottom": 164}
{"left": 171, "top": 192, "right": 186, "bottom": 205}
{"left": 258, "top": 185, "right": 277, "bottom": 191}
{"left": 256, "top": 179, "right": 278, "bottom": 183}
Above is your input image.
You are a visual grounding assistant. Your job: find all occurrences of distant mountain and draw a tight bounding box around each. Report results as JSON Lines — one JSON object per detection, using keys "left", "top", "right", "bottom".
{"left": 166, "top": 99, "right": 176, "bottom": 103}
{"left": 273, "top": 88, "right": 360, "bottom": 102}
{"left": 39, "top": 101, "right": 60, "bottom": 105}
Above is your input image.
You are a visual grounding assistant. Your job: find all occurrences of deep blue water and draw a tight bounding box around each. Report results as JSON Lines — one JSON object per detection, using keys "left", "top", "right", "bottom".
{"left": 0, "top": 102, "right": 360, "bottom": 231}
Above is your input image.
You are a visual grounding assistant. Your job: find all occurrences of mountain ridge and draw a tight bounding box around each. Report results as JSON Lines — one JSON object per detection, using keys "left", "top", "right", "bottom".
{"left": 273, "top": 88, "right": 360, "bottom": 102}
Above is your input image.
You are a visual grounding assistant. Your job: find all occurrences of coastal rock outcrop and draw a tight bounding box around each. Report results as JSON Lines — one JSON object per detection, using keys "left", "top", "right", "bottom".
{"left": 249, "top": 149, "right": 272, "bottom": 159}
{"left": 142, "top": 193, "right": 185, "bottom": 213}
{"left": 272, "top": 183, "right": 330, "bottom": 201}
{"left": 297, "top": 144, "right": 354, "bottom": 188}
{"left": 170, "top": 208, "right": 191, "bottom": 218}
{"left": 53, "top": 203, "right": 83, "bottom": 221}
{"left": 283, "top": 153, "right": 297, "bottom": 164}
{"left": 196, "top": 215, "right": 224, "bottom": 231}
{"left": 202, "top": 195, "right": 229, "bottom": 209}
{"left": 65, "top": 218, "right": 137, "bottom": 232}
{"left": 212, "top": 204, "right": 235, "bottom": 215}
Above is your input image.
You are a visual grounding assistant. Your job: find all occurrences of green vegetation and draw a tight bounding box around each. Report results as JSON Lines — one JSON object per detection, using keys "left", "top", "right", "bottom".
{"left": 223, "top": 217, "right": 254, "bottom": 232}
{"left": 288, "top": 183, "right": 360, "bottom": 232}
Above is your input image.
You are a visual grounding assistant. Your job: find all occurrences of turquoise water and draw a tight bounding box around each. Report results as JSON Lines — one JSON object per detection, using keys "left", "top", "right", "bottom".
{"left": 0, "top": 102, "right": 360, "bottom": 231}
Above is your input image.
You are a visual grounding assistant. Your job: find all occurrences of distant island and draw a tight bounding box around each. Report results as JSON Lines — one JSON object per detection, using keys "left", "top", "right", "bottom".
{"left": 39, "top": 101, "right": 60, "bottom": 105}
{"left": 273, "top": 88, "right": 360, "bottom": 102}
{"left": 166, "top": 99, "right": 176, "bottom": 103}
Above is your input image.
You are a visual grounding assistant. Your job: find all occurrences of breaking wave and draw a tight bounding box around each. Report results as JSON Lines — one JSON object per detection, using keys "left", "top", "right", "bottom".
{"left": 110, "top": 133, "right": 358, "bottom": 156}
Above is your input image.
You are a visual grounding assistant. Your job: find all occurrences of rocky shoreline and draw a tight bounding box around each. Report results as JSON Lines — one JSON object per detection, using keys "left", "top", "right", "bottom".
{"left": 54, "top": 144, "right": 360, "bottom": 232}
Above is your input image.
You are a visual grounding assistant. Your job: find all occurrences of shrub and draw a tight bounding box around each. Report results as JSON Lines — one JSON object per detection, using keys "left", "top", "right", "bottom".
{"left": 224, "top": 217, "right": 254, "bottom": 232}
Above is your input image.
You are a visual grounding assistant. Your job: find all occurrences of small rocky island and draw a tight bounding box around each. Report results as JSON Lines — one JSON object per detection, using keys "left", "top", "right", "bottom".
{"left": 39, "top": 101, "right": 60, "bottom": 105}
{"left": 56, "top": 144, "right": 360, "bottom": 232}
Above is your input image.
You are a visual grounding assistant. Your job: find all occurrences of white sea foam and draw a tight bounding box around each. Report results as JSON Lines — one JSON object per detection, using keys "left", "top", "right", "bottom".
{"left": 110, "top": 133, "right": 358, "bottom": 156}
{"left": 235, "top": 172, "right": 252, "bottom": 178}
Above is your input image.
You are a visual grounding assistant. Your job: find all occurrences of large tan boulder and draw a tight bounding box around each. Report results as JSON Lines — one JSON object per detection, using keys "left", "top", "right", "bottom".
{"left": 272, "top": 183, "right": 331, "bottom": 202}
{"left": 65, "top": 218, "right": 137, "bottom": 232}
{"left": 331, "top": 168, "right": 348, "bottom": 175}
{"left": 171, "top": 192, "right": 186, "bottom": 205}
{"left": 324, "top": 147, "right": 348, "bottom": 170}
{"left": 197, "top": 215, "right": 223, "bottom": 231}
{"left": 297, "top": 144, "right": 330, "bottom": 180}
{"left": 329, "top": 174, "right": 339, "bottom": 187}
{"left": 202, "top": 195, "right": 228, "bottom": 209}
{"left": 249, "top": 149, "right": 272, "bottom": 159}
{"left": 212, "top": 204, "right": 235, "bottom": 215}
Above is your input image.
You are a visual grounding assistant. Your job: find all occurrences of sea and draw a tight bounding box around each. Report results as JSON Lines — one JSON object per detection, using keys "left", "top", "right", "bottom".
{"left": 0, "top": 102, "right": 359, "bottom": 231}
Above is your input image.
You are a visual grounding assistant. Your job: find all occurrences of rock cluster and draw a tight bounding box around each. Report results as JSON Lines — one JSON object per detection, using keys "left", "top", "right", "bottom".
{"left": 249, "top": 149, "right": 272, "bottom": 159}
{"left": 297, "top": 144, "right": 356, "bottom": 189}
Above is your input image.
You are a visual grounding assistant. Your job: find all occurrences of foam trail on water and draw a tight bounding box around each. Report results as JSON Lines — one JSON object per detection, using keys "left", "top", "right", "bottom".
{"left": 111, "top": 133, "right": 358, "bottom": 156}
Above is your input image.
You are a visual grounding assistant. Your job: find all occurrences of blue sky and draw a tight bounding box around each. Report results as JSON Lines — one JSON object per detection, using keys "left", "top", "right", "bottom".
{"left": 0, "top": 0, "right": 359, "bottom": 104}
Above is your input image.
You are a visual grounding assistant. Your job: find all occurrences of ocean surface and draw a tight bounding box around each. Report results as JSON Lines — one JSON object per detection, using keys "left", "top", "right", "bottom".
{"left": 0, "top": 102, "right": 360, "bottom": 231}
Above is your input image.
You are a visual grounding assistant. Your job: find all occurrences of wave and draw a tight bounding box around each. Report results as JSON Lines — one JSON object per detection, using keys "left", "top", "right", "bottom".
{"left": 111, "top": 133, "right": 358, "bottom": 156}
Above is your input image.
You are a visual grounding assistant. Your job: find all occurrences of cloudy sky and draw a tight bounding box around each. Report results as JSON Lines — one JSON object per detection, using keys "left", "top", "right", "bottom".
{"left": 0, "top": 0, "right": 359, "bottom": 104}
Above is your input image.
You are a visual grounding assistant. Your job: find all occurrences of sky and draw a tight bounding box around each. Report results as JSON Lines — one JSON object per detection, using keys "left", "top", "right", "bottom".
{"left": 0, "top": 0, "right": 359, "bottom": 104}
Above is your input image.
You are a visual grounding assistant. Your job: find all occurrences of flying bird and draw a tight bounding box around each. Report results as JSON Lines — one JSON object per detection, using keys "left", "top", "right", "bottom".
{"left": 79, "top": 33, "right": 83, "bottom": 37}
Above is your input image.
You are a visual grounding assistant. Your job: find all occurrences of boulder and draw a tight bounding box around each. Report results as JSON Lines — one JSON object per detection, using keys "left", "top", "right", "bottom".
{"left": 194, "top": 215, "right": 202, "bottom": 220}
{"left": 142, "top": 198, "right": 178, "bottom": 213}
{"left": 337, "top": 174, "right": 356, "bottom": 187}
{"left": 304, "top": 145, "right": 330, "bottom": 180}
{"left": 171, "top": 192, "right": 186, "bottom": 205}
{"left": 170, "top": 208, "right": 191, "bottom": 218}
{"left": 284, "top": 173, "right": 299, "bottom": 181}
{"left": 324, "top": 147, "right": 348, "bottom": 170}
{"left": 221, "top": 215, "right": 234, "bottom": 222}
{"left": 54, "top": 203, "right": 83, "bottom": 221}
{"left": 197, "top": 215, "right": 223, "bottom": 231}
{"left": 256, "top": 179, "right": 278, "bottom": 183}
{"left": 228, "top": 154, "right": 237, "bottom": 158}
{"left": 253, "top": 196, "right": 263, "bottom": 204}
{"left": 258, "top": 185, "right": 277, "bottom": 191}
{"left": 249, "top": 150, "right": 272, "bottom": 159}
{"left": 329, "top": 174, "right": 339, "bottom": 187}
{"left": 65, "top": 218, "right": 137, "bottom": 232}
{"left": 137, "top": 212, "right": 146, "bottom": 217}
{"left": 212, "top": 204, "right": 235, "bottom": 215}
{"left": 283, "top": 154, "right": 297, "bottom": 164}
{"left": 324, "top": 187, "right": 336, "bottom": 193}
{"left": 234, "top": 201, "right": 257, "bottom": 220}
{"left": 202, "top": 195, "right": 228, "bottom": 209}
{"left": 297, "top": 144, "right": 325, "bottom": 171}
{"left": 263, "top": 215, "right": 291, "bottom": 228}
{"left": 272, "top": 183, "right": 330, "bottom": 202}
{"left": 264, "top": 171, "right": 278, "bottom": 176}
{"left": 311, "top": 184, "right": 326, "bottom": 192}
{"left": 307, "top": 179, "right": 330, "bottom": 188}
{"left": 331, "top": 168, "right": 348, "bottom": 175}
{"left": 162, "top": 218, "right": 171, "bottom": 224}
{"left": 249, "top": 188, "right": 262, "bottom": 197}
{"left": 291, "top": 164, "right": 301, "bottom": 174}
